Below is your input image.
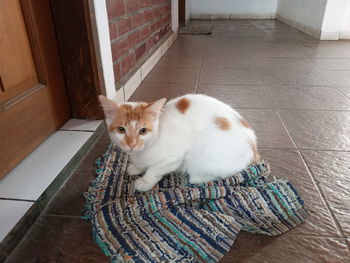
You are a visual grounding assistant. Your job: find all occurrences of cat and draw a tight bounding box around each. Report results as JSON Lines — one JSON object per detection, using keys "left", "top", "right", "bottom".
{"left": 99, "top": 94, "right": 260, "bottom": 192}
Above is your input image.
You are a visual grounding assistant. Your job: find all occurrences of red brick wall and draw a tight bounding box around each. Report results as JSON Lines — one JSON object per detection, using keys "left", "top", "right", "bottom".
{"left": 106, "top": 0, "right": 171, "bottom": 83}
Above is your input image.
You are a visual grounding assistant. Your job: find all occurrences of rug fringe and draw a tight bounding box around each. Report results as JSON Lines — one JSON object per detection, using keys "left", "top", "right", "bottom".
{"left": 82, "top": 143, "right": 112, "bottom": 221}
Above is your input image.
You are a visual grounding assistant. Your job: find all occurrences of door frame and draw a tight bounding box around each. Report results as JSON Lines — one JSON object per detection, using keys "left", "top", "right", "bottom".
{"left": 179, "top": 0, "right": 186, "bottom": 27}
{"left": 50, "top": 0, "right": 105, "bottom": 119}
{"left": 50, "top": 0, "right": 183, "bottom": 117}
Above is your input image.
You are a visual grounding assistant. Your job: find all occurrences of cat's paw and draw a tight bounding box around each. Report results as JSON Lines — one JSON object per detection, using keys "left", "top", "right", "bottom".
{"left": 127, "top": 164, "right": 143, "bottom": 175}
{"left": 134, "top": 178, "right": 154, "bottom": 192}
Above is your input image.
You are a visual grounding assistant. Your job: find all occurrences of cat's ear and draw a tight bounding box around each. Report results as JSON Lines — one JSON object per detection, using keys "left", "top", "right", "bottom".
{"left": 147, "top": 98, "right": 166, "bottom": 120}
{"left": 99, "top": 95, "right": 119, "bottom": 121}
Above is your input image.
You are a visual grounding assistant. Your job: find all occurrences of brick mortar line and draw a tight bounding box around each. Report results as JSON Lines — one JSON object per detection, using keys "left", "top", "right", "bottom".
{"left": 113, "top": 25, "right": 171, "bottom": 84}
{"left": 110, "top": 13, "right": 170, "bottom": 44}
{"left": 108, "top": 3, "right": 170, "bottom": 24}
{"left": 115, "top": 30, "right": 173, "bottom": 88}
{"left": 137, "top": 21, "right": 169, "bottom": 49}
{"left": 112, "top": 23, "right": 170, "bottom": 65}
{"left": 110, "top": 23, "right": 148, "bottom": 45}
{"left": 113, "top": 19, "right": 170, "bottom": 63}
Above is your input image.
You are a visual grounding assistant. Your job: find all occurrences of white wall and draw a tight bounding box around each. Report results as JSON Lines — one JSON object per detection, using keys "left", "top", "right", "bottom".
{"left": 321, "top": 0, "right": 350, "bottom": 39}
{"left": 171, "top": 0, "right": 179, "bottom": 31}
{"left": 91, "top": 0, "right": 116, "bottom": 99}
{"left": 340, "top": 2, "right": 350, "bottom": 39}
{"left": 276, "top": 0, "right": 350, "bottom": 40}
{"left": 185, "top": 0, "right": 191, "bottom": 24}
{"left": 190, "top": 0, "right": 278, "bottom": 19}
{"left": 276, "top": 0, "right": 328, "bottom": 38}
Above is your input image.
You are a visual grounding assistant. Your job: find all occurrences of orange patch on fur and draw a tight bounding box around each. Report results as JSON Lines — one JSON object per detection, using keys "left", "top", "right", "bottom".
{"left": 215, "top": 117, "right": 231, "bottom": 130}
{"left": 120, "top": 103, "right": 151, "bottom": 122}
{"left": 110, "top": 103, "right": 153, "bottom": 130}
{"left": 176, "top": 98, "right": 190, "bottom": 114}
{"left": 249, "top": 141, "right": 261, "bottom": 163}
{"left": 240, "top": 118, "right": 251, "bottom": 129}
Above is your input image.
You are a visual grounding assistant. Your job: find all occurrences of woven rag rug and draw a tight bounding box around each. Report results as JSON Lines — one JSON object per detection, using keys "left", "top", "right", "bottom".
{"left": 83, "top": 145, "right": 309, "bottom": 263}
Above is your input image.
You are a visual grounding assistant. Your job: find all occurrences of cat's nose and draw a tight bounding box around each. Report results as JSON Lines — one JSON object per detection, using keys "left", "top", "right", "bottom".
{"left": 128, "top": 141, "right": 138, "bottom": 149}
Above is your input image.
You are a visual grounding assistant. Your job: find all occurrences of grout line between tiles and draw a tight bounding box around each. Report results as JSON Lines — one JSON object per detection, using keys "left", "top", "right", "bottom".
{"left": 298, "top": 150, "right": 350, "bottom": 251}
{"left": 251, "top": 55, "right": 350, "bottom": 242}
{"left": 194, "top": 46, "right": 205, "bottom": 94}
{"left": 42, "top": 214, "right": 82, "bottom": 219}
{"left": 0, "top": 198, "right": 35, "bottom": 203}
{"left": 251, "top": 50, "right": 350, "bottom": 249}
{"left": 229, "top": 107, "right": 274, "bottom": 110}
{"left": 271, "top": 108, "right": 350, "bottom": 112}
{"left": 277, "top": 113, "right": 350, "bottom": 245}
{"left": 286, "top": 233, "right": 349, "bottom": 239}
{"left": 332, "top": 86, "right": 350, "bottom": 100}
{"left": 259, "top": 147, "right": 350, "bottom": 152}
{"left": 262, "top": 74, "right": 350, "bottom": 244}
{"left": 309, "top": 62, "right": 350, "bottom": 115}
{"left": 59, "top": 129, "right": 96, "bottom": 133}
{"left": 205, "top": 82, "right": 337, "bottom": 87}
{"left": 248, "top": 56, "right": 299, "bottom": 148}
{"left": 312, "top": 66, "right": 350, "bottom": 95}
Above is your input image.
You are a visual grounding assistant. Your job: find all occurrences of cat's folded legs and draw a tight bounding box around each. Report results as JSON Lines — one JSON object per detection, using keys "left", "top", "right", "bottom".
{"left": 134, "top": 160, "right": 182, "bottom": 192}
{"left": 127, "top": 163, "right": 145, "bottom": 175}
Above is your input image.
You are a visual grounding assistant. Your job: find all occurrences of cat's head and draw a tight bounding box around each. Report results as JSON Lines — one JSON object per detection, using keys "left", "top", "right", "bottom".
{"left": 99, "top": 95, "right": 166, "bottom": 154}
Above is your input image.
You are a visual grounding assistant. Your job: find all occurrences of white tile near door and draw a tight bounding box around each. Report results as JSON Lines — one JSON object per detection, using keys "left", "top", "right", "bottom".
{"left": 0, "top": 200, "right": 33, "bottom": 241}
{"left": 60, "top": 119, "right": 102, "bottom": 131}
{"left": 0, "top": 130, "right": 92, "bottom": 200}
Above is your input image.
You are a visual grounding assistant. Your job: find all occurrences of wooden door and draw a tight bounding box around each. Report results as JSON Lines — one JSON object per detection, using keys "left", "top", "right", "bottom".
{"left": 0, "top": 0, "right": 71, "bottom": 178}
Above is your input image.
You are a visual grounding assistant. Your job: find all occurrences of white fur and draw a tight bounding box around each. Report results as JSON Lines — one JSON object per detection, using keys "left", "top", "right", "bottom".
{"left": 103, "top": 94, "right": 258, "bottom": 191}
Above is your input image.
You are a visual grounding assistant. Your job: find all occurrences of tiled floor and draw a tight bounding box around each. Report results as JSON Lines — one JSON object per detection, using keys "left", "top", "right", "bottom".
{"left": 4, "top": 20, "right": 350, "bottom": 262}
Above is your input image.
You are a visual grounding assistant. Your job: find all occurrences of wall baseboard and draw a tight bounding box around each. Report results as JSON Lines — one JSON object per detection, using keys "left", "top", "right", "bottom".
{"left": 191, "top": 13, "right": 276, "bottom": 20}
{"left": 277, "top": 14, "right": 348, "bottom": 40}
{"left": 276, "top": 14, "right": 321, "bottom": 39}
{"left": 320, "top": 31, "right": 341, "bottom": 40}
{"left": 113, "top": 31, "right": 178, "bottom": 103}
{"left": 339, "top": 31, "right": 350, "bottom": 40}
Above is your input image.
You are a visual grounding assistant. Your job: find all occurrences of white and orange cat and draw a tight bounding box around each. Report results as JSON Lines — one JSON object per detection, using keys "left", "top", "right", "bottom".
{"left": 99, "top": 94, "right": 260, "bottom": 192}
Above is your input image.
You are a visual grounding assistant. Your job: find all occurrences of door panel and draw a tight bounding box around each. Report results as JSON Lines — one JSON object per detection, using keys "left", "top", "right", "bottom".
{"left": 0, "top": 0, "right": 71, "bottom": 178}
{"left": 0, "top": 0, "right": 39, "bottom": 102}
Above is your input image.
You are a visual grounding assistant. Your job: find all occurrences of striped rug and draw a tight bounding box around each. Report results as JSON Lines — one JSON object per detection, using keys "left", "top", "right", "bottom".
{"left": 83, "top": 145, "right": 308, "bottom": 263}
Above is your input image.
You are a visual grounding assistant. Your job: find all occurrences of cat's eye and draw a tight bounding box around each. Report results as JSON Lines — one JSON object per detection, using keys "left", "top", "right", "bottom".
{"left": 139, "top": 128, "right": 147, "bottom": 135}
{"left": 117, "top": 127, "right": 126, "bottom": 134}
